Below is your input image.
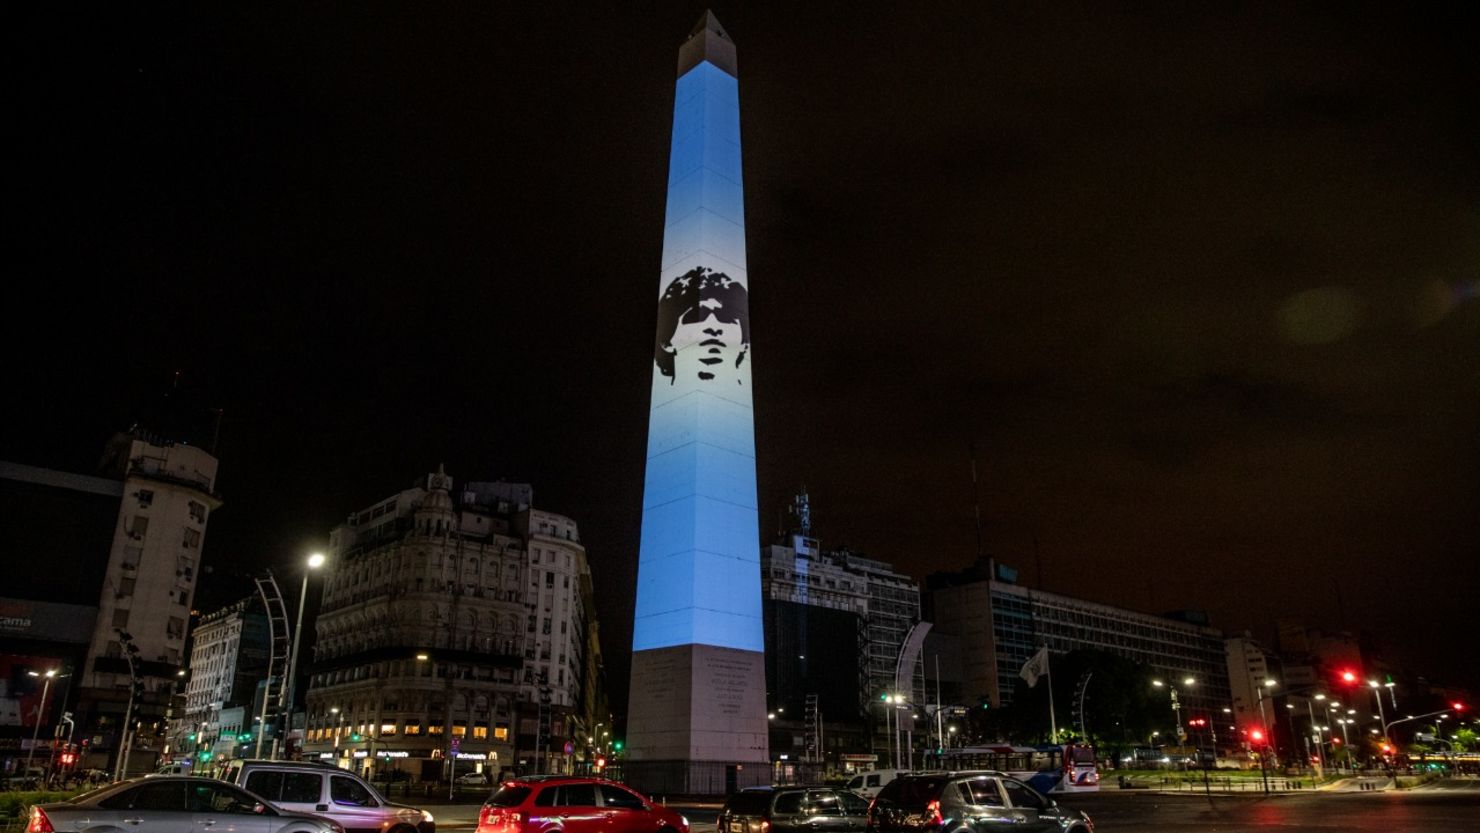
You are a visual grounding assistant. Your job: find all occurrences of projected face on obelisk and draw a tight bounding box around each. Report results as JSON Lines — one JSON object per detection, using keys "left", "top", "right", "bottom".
{"left": 655, "top": 266, "right": 751, "bottom": 386}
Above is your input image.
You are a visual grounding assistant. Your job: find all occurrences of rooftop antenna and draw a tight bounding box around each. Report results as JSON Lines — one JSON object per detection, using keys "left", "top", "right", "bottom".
{"left": 1034, "top": 533, "right": 1044, "bottom": 590}
{"left": 209, "top": 408, "right": 224, "bottom": 455}
{"left": 794, "top": 486, "right": 812, "bottom": 538}
{"left": 969, "top": 441, "right": 984, "bottom": 560}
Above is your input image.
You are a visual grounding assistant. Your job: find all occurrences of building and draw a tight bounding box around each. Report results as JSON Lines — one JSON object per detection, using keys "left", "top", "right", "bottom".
{"left": 1225, "top": 633, "right": 1276, "bottom": 731}
{"left": 173, "top": 599, "right": 269, "bottom": 762}
{"left": 626, "top": 12, "right": 768, "bottom": 795}
{"left": 928, "top": 558, "right": 1233, "bottom": 723}
{"left": 301, "top": 469, "right": 603, "bottom": 782}
{"left": 0, "top": 428, "right": 221, "bottom": 774}
{"left": 761, "top": 492, "right": 925, "bottom": 771}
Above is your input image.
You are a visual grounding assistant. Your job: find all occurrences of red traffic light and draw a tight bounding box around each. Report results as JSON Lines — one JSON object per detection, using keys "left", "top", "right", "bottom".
{"left": 1338, "top": 669, "right": 1358, "bottom": 684}
{"left": 1250, "top": 729, "right": 1265, "bottom": 742}
{"left": 1453, "top": 702, "right": 1467, "bottom": 712}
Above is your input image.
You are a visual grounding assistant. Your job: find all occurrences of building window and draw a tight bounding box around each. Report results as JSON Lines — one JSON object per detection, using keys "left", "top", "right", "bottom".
{"left": 428, "top": 724, "right": 444, "bottom": 736}
{"left": 473, "top": 723, "right": 488, "bottom": 740}
{"left": 404, "top": 722, "right": 422, "bottom": 736}
{"left": 188, "top": 501, "right": 207, "bottom": 523}
{"left": 113, "top": 609, "right": 130, "bottom": 628}
{"left": 137, "top": 489, "right": 154, "bottom": 507}
{"left": 545, "top": 573, "right": 554, "bottom": 588}
{"left": 183, "top": 528, "right": 201, "bottom": 548}
{"left": 452, "top": 723, "right": 466, "bottom": 737}
{"left": 118, "top": 577, "right": 136, "bottom": 597}
{"left": 129, "top": 515, "right": 149, "bottom": 541}
{"left": 494, "top": 725, "right": 510, "bottom": 740}
{"left": 380, "top": 722, "right": 397, "bottom": 736}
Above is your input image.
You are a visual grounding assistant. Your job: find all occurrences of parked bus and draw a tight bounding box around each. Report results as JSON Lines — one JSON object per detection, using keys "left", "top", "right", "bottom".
{"left": 939, "top": 743, "right": 1099, "bottom": 793}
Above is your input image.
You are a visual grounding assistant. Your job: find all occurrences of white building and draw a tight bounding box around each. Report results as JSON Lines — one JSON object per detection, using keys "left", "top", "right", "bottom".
{"left": 175, "top": 599, "right": 269, "bottom": 758}
{"left": 79, "top": 430, "right": 221, "bottom": 770}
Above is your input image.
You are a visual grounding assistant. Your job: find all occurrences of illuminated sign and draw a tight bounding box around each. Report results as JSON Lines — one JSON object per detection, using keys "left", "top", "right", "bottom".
{"left": 632, "top": 29, "right": 762, "bottom": 655}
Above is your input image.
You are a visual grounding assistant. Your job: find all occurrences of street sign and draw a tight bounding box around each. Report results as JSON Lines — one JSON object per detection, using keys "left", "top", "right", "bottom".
{"left": 450, "top": 737, "right": 461, "bottom": 755}
{"left": 563, "top": 741, "right": 573, "bottom": 755}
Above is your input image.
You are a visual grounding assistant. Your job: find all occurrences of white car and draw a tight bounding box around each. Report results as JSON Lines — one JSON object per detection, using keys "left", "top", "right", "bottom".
{"left": 455, "top": 771, "right": 491, "bottom": 785}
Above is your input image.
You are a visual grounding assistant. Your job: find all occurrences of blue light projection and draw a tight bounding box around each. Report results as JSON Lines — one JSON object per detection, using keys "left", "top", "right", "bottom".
{"left": 632, "top": 53, "right": 763, "bottom": 655}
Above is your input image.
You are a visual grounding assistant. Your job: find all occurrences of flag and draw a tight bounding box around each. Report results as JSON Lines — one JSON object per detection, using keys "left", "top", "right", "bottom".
{"left": 1019, "top": 646, "right": 1049, "bottom": 688}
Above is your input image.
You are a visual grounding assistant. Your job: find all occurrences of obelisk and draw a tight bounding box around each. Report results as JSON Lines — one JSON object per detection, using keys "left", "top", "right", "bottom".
{"left": 625, "top": 11, "right": 769, "bottom": 794}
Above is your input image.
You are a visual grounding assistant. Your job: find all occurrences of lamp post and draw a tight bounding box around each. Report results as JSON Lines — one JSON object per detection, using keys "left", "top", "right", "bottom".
{"left": 1152, "top": 677, "right": 1195, "bottom": 765}
{"left": 24, "top": 669, "right": 60, "bottom": 782}
{"left": 1254, "top": 679, "right": 1277, "bottom": 765}
{"left": 281, "top": 552, "right": 326, "bottom": 759}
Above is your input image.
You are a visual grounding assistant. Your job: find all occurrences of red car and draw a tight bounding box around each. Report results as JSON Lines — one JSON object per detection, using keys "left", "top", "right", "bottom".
{"left": 477, "top": 776, "right": 690, "bottom": 833}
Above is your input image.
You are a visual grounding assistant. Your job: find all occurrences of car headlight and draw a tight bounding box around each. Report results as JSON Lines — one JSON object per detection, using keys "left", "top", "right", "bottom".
{"left": 422, "top": 809, "right": 436, "bottom": 823}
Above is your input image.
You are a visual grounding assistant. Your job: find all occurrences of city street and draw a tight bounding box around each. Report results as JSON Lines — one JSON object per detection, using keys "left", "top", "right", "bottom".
{"left": 424, "top": 780, "right": 1480, "bottom": 831}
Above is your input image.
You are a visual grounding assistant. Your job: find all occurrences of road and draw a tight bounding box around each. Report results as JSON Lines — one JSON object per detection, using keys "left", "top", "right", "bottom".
{"left": 426, "top": 779, "right": 1480, "bottom": 831}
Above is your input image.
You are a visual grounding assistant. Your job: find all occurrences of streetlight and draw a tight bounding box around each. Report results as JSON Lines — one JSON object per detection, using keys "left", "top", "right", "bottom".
{"left": 281, "top": 552, "right": 326, "bottom": 759}
{"left": 1253, "top": 679, "right": 1277, "bottom": 765}
{"left": 24, "top": 669, "right": 62, "bottom": 782}
{"left": 1152, "top": 678, "right": 1193, "bottom": 749}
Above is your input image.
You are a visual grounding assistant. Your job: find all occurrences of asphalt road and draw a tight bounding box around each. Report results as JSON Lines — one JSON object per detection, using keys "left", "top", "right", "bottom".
{"left": 1052, "top": 785, "right": 1480, "bottom": 832}
{"left": 427, "top": 780, "right": 1480, "bottom": 831}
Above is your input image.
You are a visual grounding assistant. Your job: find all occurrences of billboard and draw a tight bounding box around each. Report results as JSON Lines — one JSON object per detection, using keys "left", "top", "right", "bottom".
{"left": 633, "top": 56, "right": 762, "bottom": 654}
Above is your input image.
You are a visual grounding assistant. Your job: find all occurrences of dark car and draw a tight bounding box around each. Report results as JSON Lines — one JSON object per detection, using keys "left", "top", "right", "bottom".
{"left": 866, "top": 772, "right": 1092, "bottom": 833}
{"left": 476, "top": 775, "right": 690, "bottom": 833}
{"left": 720, "top": 786, "right": 871, "bottom": 833}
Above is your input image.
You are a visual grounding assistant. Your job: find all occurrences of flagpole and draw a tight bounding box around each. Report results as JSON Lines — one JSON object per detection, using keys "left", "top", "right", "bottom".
{"left": 1044, "top": 646, "right": 1058, "bottom": 744}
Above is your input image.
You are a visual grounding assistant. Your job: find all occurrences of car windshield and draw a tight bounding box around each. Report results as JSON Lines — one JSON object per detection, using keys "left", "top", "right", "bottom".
{"left": 488, "top": 786, "right": 532, "bottom": 807}
{"left": 879, "top": 777, "right": 946, "bottom": 807}
{"left": 724, "top": 793, "right": 773, "bottom": 814}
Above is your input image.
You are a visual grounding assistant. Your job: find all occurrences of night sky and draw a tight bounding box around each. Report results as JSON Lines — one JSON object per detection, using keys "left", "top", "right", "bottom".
{"left": 10, "top": 2, "right": 1478, "bottom": 702}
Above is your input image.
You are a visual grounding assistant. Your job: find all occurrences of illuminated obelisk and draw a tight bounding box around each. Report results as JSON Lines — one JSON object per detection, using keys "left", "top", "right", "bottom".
{"left": 626, "top": 11, "right": 769, "bottom": 794}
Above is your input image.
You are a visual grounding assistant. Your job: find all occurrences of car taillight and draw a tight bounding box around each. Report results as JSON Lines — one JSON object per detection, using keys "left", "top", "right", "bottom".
{"left": 478, "top": 806, "right": 493, "bottom": 829}
{"left": 27, "top": 808, "right": 55, "bottom": 833}
{"left": 925, "top": 800, "right": 943, "bottom": 826}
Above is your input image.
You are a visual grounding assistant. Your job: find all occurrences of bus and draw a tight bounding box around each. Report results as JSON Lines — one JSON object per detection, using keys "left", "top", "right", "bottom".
{"left": 939, "top": 743, "right": 1099, "bottom": 793}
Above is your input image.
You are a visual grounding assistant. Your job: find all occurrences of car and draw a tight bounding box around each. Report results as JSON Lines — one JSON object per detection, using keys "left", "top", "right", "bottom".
{"left": 719, "top": 785, "right": 870, "bottom": 833}
{"left": 218, "top": 758, "right": 435, "bottom": 833}
{"left": 457, "top": 771, "right": 492, "bottom": 785}
{"left": 845, "top": 769, "right": 908, "bottom": 799}
{"left": 26, "top": 775, "right": 346, "bottom": 833}
{"left": 476, "top": 775, "right": 690, "bottom": 833}
{"left": 866, "top": 771, "right": 1092, "bottom": 833}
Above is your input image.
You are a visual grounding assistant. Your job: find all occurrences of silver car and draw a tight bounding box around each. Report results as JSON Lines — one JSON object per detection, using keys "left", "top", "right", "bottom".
{"left": 27, "top": 776, "right": 345, "bottom": 833}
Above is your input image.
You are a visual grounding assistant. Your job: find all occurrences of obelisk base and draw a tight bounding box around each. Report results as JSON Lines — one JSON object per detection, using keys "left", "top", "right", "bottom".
{"left": 625, "top": 644, "right": 770, "bottom": 794}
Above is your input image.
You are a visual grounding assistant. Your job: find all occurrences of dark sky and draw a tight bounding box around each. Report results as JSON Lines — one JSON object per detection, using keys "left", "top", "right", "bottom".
{"left": 9, "top": 2, "right": 1478, "bottom": 700}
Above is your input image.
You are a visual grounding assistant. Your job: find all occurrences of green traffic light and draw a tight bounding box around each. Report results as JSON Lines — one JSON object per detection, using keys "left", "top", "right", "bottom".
{"left": 612, "top": 740, "right": 623, "bottom": 751}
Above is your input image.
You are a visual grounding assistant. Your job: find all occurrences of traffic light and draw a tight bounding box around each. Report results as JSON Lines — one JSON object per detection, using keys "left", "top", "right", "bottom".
{"left": 1338, "top": 669, "right": 1358, "bottom": 685}
{"left": 612, "top": 740, "right": 623, "bottom": 751}
{"left": 1453, "top": 702, "right": 1467, "bottom": 712}
{"left": 1249, "top": 729, "right": 1265, "bottom": 743}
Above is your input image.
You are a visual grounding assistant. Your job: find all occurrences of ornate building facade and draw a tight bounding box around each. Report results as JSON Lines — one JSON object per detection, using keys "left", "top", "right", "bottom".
{"left": 300, "top": 469, "right": 606, "bottom": 781}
